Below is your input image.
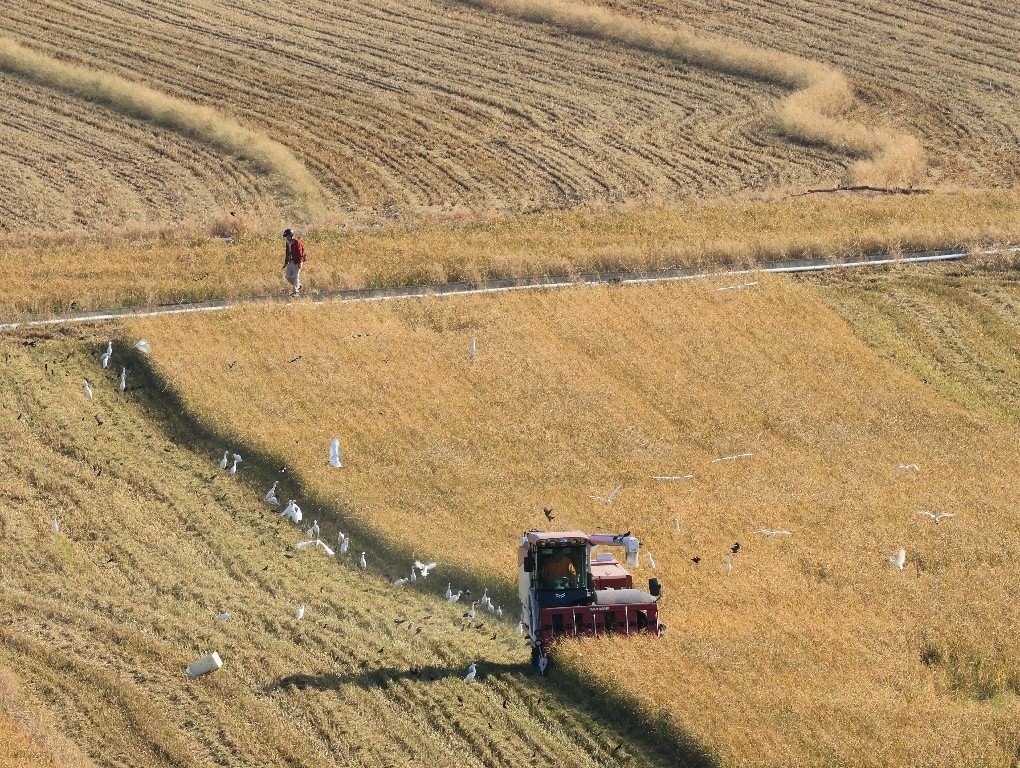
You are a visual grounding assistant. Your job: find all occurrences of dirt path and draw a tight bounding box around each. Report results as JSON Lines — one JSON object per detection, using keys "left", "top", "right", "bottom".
{"left": 1, "top": 247, "right": 994, "bottom": 332}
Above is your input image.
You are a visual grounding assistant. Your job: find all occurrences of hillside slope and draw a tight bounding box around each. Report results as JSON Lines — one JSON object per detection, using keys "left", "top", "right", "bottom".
{"left": 0, "top": 328, "right": 699, "bottom": 767}
{"left": 127, "top": 269, "right": 1020, "bottom": 766}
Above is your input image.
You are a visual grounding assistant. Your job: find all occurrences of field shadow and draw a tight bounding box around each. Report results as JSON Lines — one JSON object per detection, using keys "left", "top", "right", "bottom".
{"left": 120, "top": 341, "right": 718, "bottom": 768}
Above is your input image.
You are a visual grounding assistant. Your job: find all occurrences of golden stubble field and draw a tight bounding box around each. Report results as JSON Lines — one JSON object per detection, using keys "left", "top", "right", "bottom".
{"left": 127, "top": 270, "right": 1020, "bottom": 766}
{"left": 3, "top": 0, "right": 1016, "bottom": 234}
{"left": 0, "top": 329, "right": 691, "bottom": 767}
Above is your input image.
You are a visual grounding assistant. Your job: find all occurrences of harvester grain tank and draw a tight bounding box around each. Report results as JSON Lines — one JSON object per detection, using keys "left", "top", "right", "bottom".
{"left": 518, "top": 530, "right": 662, "bottom": 673}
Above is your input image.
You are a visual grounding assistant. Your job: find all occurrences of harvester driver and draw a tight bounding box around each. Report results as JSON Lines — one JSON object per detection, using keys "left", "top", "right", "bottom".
{"left": 540, "top": 549, "right": 578, "bottom": 586}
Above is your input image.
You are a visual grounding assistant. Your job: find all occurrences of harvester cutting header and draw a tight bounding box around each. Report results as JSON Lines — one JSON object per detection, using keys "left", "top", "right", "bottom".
{"left": 518, "top": 530, "right": 663, "bottom": 673}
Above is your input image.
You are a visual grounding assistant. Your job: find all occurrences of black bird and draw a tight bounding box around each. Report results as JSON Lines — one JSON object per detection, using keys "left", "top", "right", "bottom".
{"left": 691, "top": 556, "right": 701, "bottom": 564}
{"left": 731, "top": 542, "right": 741, "bottom": 555}
{"left": 544, "top": 507, "right": 554, "bottom": 521}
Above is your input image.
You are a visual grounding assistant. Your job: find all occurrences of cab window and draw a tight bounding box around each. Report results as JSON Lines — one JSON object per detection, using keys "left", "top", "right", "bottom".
{"left": 536, "top": 546, "right": 584, "bottom": 590}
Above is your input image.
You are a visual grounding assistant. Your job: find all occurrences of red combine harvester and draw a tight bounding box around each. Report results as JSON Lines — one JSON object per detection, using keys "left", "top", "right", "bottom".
{"left": 517, "top": 530, "right": 662, "bottom": 673}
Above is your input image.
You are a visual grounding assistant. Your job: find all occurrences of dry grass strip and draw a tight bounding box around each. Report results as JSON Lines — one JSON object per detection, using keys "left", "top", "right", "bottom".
{"left": 460, "top": 0, "right": 925, "bottom": 184}
{"left": 0, "top": 37, "right": 324, "bottom": 219}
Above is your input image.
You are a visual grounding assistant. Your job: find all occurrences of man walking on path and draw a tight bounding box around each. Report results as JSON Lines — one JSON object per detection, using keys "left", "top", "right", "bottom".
{"left": 283, "top": 228, "right": 305, "bottom": 296}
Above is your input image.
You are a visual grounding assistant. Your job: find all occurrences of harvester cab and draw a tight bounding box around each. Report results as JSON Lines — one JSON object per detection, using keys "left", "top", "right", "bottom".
{"left": 518, "top": 530, "right": 662, "bottom": 674}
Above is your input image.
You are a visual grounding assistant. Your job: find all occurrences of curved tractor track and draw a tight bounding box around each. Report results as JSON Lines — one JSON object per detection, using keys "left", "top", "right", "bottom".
{"left": 2, "top": 0, "right": 936, "bottom": 233}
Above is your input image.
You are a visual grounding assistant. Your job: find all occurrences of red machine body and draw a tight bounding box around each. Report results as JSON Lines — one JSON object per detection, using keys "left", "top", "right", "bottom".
{"left": 518, "top": 531, "right": 662, "bottom": 671}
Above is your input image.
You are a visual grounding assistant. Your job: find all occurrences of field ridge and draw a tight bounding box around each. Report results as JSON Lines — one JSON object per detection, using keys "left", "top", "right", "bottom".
{"left": 460, "top": 0, "right": 924, "bottom": 184}
{"left": 0, "top": 37, "right": 324, "bottom": 220}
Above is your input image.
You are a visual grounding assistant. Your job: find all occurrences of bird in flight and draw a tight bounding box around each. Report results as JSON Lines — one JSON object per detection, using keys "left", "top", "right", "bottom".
{"left": 414, "top": 560, "right": 437, "bottom": 578}
{"left": 588, "top": 484, "right": 622, "bottom": 505}
{"left": 134, "top": 340, "right": 151, "bottom": 355}
{"left": 691, "top": 556, "right": 701, "bottom": 564}
{"left": 316, "top": 539, "right": 335, "bottom": 557}
{"left": 712, "top": 452, "right": 753, "bottom": 463}
{"left": 885, "top": 548, "right": 906, "bottom": 571}
{"left": 917, "top": 511, "right": 955, "bottom": 523}
{"left": 731, "top": 542, "right": 741, "bottom": 554}
{"left": 543, "top": 507, "right": 554, "bottom": 522}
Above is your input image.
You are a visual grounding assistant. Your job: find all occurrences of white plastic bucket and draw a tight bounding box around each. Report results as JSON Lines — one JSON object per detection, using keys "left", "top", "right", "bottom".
{"left": 186, "top": 651, "right": 223, "bottom": 679}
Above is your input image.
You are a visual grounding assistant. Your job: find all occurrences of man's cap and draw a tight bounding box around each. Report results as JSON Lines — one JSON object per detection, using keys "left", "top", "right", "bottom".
{"left": 283, "top": 228, "right": 294, "bottom": 237}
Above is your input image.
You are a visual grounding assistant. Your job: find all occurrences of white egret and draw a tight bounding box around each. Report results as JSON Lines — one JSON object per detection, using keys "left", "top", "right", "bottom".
{"left": 83, "top": 379, "right": 94, "bottom": 401}
{"left": 712, "top": 452, "right": 753, "bottom": 463}
{"left": 588, "top": 484, "right": 622, "bottom": 505}
{"left": 359, "top": 552, "right": 367, "bottom": 569}
{"left": 647, "top": 551, "right": 656, "bottom": 569}
{"left": 464, "top": 661, "right": 476, "bottom": 683}
{"left": 414, "top": 560, "right": 437, "bottom": 578}
{"left": 918, "top": 511, "right": 955, "bottom": 523}
{"left": 52, "top": 516, "right": 60, "bottom": 533}
{"left": 316, "top": 540, "right": 335, "bottom": 557}
{"left": 218, "top": 612, "right": 231, "bottom": 622}
{"left": 134, "top": 340, "right": 151, "bottom": 355}
{"left": 446, "top": 591, "right": 462, "bottom": 604}
{"left": 294, "top": 604, "right": 305, "bottom": 621}
{"left": 886, "top": 548, "right": 907, "bottom": 571}
{"left": 220, "top": 451, "right": 229, "bottom": 470}
{"left": 118, "top": 367, "right": 126, "bottom": 393}
{"left": 265, "top": 482, "right": 280, "bottom": 507}
{"left": 100, "top": 342, "right": 112, "bottom": 369}
{"left": 329, "top": 438, "right": 342, "bottom": 469}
